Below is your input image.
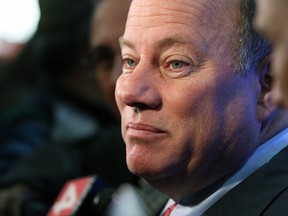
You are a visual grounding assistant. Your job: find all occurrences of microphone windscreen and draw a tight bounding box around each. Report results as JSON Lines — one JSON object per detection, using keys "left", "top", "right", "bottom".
{"left": 47, "top": 175, "right": 111, "bottom": 216}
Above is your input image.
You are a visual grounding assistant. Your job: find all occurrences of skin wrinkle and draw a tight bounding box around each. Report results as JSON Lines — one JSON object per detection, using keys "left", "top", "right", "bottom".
{"left": 120, "top": 36, "right": 207, "bottom": 68}
{"left": 120, "top": 31, "right": 209, "bottom": 74}
{"left": 128, "top": 1, "right": 212, "bottom": 28}
{"left": 156, "top": 37, "right": 209, "bottom": 66}
{"left": 124, "top": 25, "right": 221, "bottom": 69}
{"left": 130, "top": 0, "right": 237, "bottom": 31}
{"left": 116, "top": 0, "right": 271, "bottom": 202}
{"left": 126, "top": 0, "right": 237, "bottom": 60}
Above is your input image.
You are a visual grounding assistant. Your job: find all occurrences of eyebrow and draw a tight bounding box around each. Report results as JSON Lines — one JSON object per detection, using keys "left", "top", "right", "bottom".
{"left": 119, "top": 35, "right": 186, "bottom": 50}
{"left": 119, "top": 36, "right": 132, "bottom": 49}
{"left": 157, "top": 36, "right": 186, "bottom": 49}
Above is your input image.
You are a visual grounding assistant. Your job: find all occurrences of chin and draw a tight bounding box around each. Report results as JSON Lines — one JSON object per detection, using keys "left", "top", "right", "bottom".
{"left": 127, "top": 159, "right": 156, "bottom": 177}
{"left": 127, "top": 157, "right": 177, "bottom": 182}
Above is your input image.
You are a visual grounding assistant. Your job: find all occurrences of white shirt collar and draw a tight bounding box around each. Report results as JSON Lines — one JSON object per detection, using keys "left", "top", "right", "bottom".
{"left": 162, "top": 128, "right": 288, "bottom": 216}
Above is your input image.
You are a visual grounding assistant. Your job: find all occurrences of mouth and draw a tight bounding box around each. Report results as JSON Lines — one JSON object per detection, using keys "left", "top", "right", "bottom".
{"left": 128, "top": 122, "right": 164, "bottom": 132}
{"left": 126, "top": 122, "right": 166, "bottom": 138}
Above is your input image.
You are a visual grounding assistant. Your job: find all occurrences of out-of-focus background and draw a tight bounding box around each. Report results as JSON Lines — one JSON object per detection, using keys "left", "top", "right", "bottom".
{"left": 0, "top": 0, "right": 95, "bottom": 110}
{"left": 0, "top": 0, "right": 40, "bottom": 61}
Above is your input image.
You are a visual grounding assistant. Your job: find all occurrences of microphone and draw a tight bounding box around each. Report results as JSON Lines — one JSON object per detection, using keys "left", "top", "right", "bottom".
{"left": 47, "top": 175, "right": 112, "bottom": 216}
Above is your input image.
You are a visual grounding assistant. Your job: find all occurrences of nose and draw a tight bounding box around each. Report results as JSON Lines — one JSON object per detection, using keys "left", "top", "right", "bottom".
{"left": 115, "top": 62, "right": 162, "bottom": 110}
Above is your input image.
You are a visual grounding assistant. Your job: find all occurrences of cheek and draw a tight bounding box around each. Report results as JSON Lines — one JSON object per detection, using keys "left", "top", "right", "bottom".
{"left": 161, "top": 86, "right": 230, "bottom": 179}
{"left": 170, "top": 76, "right": 256, "bottom": 148}
{"left": 164, "top": 83, "right": 223, "bottom": 155}
{"left": 168, "top": 82, "right": 222, "bottom": 129}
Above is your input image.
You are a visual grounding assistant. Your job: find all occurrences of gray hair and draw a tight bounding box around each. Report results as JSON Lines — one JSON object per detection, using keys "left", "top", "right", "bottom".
{"left": 235, "top": 0, "right": 271, "bottom": 75}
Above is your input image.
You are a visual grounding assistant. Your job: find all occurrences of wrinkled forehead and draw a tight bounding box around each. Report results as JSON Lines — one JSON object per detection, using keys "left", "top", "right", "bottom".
{"left": 125, "top": 0, "right": 240, "bottom": 49}
{"left": 128, "top": 0, "right": 209, "bottom": 25}
{"left": 126, "top": 0, "right": 240, "bottom": 34}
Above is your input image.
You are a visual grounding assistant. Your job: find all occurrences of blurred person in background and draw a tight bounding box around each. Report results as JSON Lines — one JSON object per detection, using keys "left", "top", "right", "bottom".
{"left": 0, "top": 0, "right": 97, "bottom": 175}
{"left": 254, "top": 0, "right": 288, "bottom": 108}
{"left": 0, "top": 0, "right": 167, "bottom": 215}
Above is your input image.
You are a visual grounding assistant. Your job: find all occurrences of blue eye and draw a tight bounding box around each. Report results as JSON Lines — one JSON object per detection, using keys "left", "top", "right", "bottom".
{"left": 171, "top": 60, "right": 185, "bottom": 69}
{"left": 162, "top": 56, "right": 194, "bottom": 78}
{"left": 124, "top": 58, "right": 137, "bottom": 67}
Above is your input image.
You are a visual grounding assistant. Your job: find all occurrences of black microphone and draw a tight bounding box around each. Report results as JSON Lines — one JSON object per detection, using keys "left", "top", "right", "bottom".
{"left": 47, "top": 175, "right": 112, "bottom": 216}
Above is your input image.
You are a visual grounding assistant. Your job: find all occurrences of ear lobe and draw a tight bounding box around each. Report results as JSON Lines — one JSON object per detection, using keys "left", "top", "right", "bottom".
{"left": 257, "top": 56, "right": 278, "bottom": 122}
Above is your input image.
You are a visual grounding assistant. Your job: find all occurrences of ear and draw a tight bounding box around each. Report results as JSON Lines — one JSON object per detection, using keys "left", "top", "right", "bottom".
{"left": 257, "top": 56, "right": 278, "bottom": 122}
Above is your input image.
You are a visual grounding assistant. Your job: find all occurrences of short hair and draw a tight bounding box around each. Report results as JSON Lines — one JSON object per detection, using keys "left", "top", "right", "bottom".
{"left": 235, "top": 0, "right": 271, "bottom": 75}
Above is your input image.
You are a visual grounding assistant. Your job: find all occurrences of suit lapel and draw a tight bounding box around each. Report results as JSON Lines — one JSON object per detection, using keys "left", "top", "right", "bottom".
{"left": 204, "top": 146, "right": 288, "bottom": 216}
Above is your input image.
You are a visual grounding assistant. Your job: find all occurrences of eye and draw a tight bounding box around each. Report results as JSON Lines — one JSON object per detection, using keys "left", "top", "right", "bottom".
{"left": 161, "top": 55, "right": 194, "bottom": 78}
{"left": 170, "top": 60, "right": 187, "bottom": 69}
{"left": 122, "top": 57, "right": 138, "bottom": 73}
{"left": 167, "top": 59, "right": 191, "bottom": 72}
{"left": 124, "top": 58, "right": 138, "bottom": 67}
{"left": 122, "top": 58, "right": 138, "bottom": 68}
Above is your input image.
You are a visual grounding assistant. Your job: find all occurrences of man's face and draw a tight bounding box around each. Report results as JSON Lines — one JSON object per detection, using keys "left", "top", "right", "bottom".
{"left": 255, "top": 0, "right": 288, "bottom": 108}
{"left": 116, "top": 0, "right": 262, "bottom": 197}
{"left": 90, "top": 0, "right": 131, "bottom": 115}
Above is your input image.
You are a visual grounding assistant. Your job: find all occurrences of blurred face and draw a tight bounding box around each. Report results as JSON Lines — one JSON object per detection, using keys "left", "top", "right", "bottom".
{"left": 91, "top": 0, "right": 131, "bottom": 115}
{"left": 116, "top": 0, "right": 262, "bottom": 199}
{"left": 255, "top": 0, "right": 288, "bottom": 108}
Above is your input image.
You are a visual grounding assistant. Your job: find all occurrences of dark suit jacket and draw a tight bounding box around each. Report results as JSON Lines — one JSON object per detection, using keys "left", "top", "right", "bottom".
{"left": 204, "top": 146, "right": 288, "bottom": 216}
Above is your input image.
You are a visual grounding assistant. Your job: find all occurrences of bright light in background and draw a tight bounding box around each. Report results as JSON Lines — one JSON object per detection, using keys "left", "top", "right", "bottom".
{"left": 0, "top": 0, "right": 40, "bottom": 43}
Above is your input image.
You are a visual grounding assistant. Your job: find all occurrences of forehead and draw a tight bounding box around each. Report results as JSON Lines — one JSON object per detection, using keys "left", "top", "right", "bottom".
{"left": 128, "top": 0, "right": 232, "bottom": 27}
{"left": 130, "top": 0, "right": 238, "bottom": 18}
{"left": 124, "top": 0, "right": 240, "bottom": 53}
